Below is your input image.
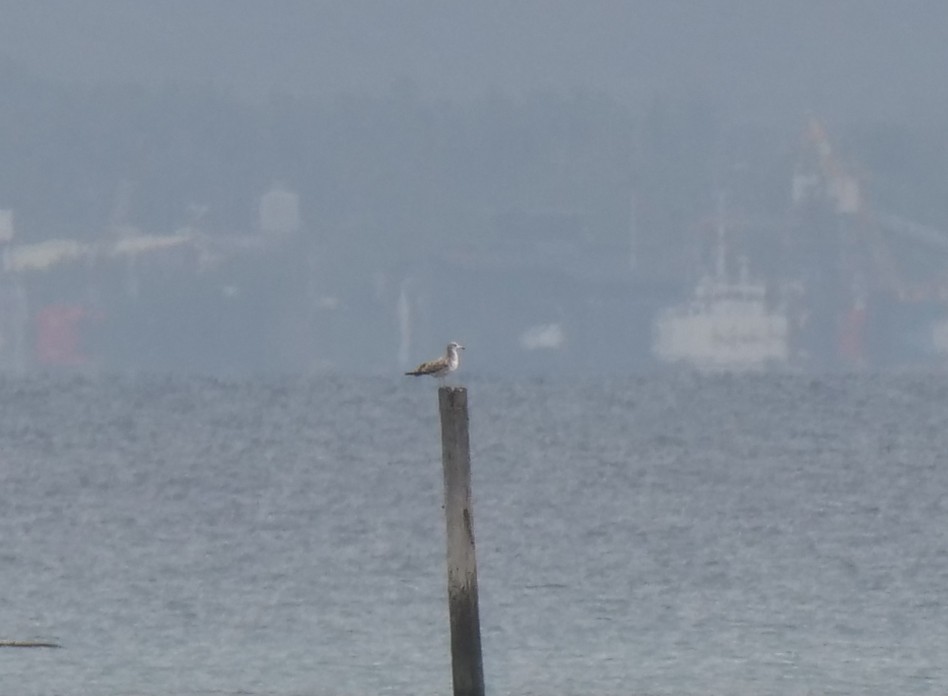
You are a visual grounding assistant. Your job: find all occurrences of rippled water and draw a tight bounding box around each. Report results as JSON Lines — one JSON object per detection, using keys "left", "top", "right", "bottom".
{"left": 1, "top": 373, "right": 946, "bottom": 695}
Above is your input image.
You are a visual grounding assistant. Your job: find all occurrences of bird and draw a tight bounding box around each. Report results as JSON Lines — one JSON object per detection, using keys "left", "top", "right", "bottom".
{"left": 405, "top": 341, "right": 465, "bottom": 384}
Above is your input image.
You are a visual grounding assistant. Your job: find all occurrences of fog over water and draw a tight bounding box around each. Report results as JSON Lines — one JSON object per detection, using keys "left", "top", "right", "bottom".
{"left": 3, "top": 2, "right": 948, "bottom": 122}
{"left": 2, "top": 7, "right": 948, "bottom": 694}
{"left": 1, "top": 2, "right": 948, "bottom": 374}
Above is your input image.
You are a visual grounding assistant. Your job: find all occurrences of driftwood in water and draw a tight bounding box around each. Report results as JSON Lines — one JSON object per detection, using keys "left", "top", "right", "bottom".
{"left": 0, "top": 640, "right": 62, "bottom": 648}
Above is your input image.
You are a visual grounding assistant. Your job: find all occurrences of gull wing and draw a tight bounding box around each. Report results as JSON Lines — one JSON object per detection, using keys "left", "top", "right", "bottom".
{"left": 405, "top": 356, "right": 448, "bottom": 376}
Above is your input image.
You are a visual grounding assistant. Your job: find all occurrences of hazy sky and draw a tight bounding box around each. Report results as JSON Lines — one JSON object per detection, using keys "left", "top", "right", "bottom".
{"left": 2, "top": 1, "right": 948, "bottom": 125}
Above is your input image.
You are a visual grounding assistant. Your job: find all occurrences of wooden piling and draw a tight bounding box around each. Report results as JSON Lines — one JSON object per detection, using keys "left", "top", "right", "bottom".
{"left": 438, "top": 386, "right": 485, "bottom": 696}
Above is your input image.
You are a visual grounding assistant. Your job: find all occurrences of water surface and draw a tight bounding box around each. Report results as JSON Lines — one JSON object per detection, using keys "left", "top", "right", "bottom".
{"left": 1, "top": 374, "right": 945, "bottom": 695}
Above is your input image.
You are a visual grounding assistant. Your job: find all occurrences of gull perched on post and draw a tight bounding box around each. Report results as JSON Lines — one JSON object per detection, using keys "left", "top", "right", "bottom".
{"left": 405, "top": 341, "right": 465, "bottom": 385}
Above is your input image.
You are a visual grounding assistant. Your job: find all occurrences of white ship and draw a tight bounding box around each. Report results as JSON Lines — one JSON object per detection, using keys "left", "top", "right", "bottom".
{"left": 653, "top": 219, "right": 790, "bottom": 371}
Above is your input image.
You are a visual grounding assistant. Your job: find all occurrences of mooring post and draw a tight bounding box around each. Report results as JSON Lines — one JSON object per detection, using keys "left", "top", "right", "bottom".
{"left": 438, "top": 386, "right": 485, "bottom": 696}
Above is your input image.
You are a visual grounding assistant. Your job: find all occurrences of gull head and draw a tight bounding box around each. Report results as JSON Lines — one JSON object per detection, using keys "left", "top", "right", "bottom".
{"left": 447, "top": 341, "right": 465, "bottom": 353}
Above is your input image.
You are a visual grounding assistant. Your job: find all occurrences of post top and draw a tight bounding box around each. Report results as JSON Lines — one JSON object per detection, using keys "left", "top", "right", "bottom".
{"left": 438, "top": 385, "right": 468, "bottom": 409}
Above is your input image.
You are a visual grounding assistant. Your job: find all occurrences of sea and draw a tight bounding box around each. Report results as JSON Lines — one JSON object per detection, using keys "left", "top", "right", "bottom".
{"left": 1, "top": 372, "right": 946, "bottom": 696}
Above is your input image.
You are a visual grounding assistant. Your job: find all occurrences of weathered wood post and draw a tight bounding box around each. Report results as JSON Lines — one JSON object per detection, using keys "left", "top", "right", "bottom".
{"left": 438, "top": 385, "right": 485, "bottom": 696}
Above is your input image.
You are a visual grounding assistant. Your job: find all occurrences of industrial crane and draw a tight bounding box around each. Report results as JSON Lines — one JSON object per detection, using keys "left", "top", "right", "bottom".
{"left": 791, "top": 117, "right": 948, "bottom": 365}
